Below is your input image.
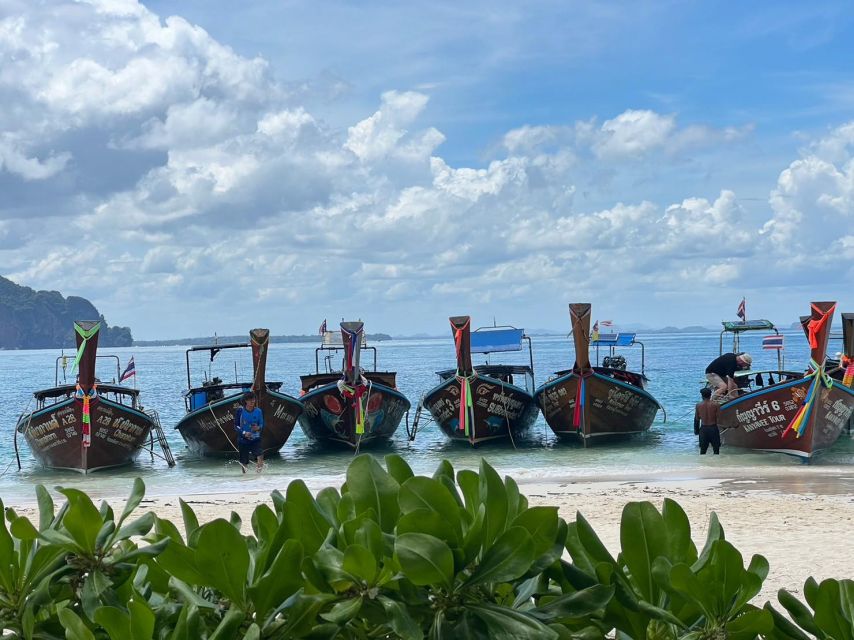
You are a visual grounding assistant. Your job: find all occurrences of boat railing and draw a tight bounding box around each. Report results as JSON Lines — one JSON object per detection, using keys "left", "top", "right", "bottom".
{"left": 590, "top": 333, "right": 646, "bottom": 375}
{"left": 470, "top": 324, "right": 535, "bottom": 386}
{"left": 315, "top": 345, "right": 377, "bottom": 374}
{"left": 54, "top": 354, "right": 122, "bottom": 386}
{"left": 183, "top": 380, "right": 283, "bottom": 412}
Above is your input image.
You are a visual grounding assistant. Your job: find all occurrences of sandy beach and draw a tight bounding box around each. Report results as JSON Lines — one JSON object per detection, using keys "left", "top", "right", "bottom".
{"left": 10, "top": 464, "right": 850, "bottom": 610}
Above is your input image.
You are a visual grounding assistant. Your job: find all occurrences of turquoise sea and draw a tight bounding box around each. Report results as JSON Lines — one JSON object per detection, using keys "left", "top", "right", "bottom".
{"left": 1, "top": 330, "right": 852, "bottom": 502}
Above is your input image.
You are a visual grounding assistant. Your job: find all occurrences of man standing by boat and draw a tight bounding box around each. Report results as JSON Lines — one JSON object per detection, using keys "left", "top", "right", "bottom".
{"left": 705, "top": 352, "right": 752, "bottom": 399}
{"left": 234, "top": 392, "right": 265, "bottom": 472}
{"left": 694, "top": 387, "right": 721, "bottom": 454}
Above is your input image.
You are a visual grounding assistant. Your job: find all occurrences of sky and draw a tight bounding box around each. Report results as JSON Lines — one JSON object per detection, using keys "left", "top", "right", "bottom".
{"left": 1, "top": 0, "right": 853, "bottom": 339}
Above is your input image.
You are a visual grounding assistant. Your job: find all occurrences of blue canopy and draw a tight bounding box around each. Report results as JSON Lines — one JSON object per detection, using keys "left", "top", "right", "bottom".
{"left": 591, "top": 332, "right": 636, "bottom": 347}
{"left": 470, "top": 328, "right": 525, "bottom": 353}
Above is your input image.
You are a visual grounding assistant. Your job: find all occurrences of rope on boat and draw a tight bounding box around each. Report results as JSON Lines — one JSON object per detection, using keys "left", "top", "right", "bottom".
{"left": 14, "top": 395, "right": 35, "bottom": 471}
{"left": 207, "top": 402, "right": 247, "bottom": 473}
{"left": 498, "top": 377, "right": 517, "bottom": 451}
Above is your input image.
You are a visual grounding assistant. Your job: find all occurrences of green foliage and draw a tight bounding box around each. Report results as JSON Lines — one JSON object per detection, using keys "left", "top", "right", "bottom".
{"left": 0, "top": 454, "right": 831, "bottom": 640}
{"left": 765, "top": 577, "right": 854, "bottom": 639}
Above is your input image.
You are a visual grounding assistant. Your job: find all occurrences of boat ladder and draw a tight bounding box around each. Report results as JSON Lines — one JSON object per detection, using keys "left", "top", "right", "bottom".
{"left": 406, "top": 396, "right": 430, "bottom": 442}
{"left": 146, "top": 409, "right": 176, "bottom": 467}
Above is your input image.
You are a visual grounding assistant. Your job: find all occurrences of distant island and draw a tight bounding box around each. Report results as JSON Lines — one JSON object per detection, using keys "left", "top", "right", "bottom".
{"left": 134, "top": 333, "right": 392, "bottom": 347}
{"left": 0, "top": 276, "right": 133, "bottom": 349}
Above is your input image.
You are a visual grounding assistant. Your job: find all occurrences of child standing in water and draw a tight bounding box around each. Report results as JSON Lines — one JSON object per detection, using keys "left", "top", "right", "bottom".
{"left": 234, "top": 391, "right": 265, "bottom": 472}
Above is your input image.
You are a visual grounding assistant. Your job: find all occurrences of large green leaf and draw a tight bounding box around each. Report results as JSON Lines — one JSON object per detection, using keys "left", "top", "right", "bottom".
{"left": 378, "top": 595, "right": 423, "bottom": 640}
{"left": 397, "top": 509, "right": 460, "bottom": 546}
{"left": 343, "top": 544, "right": 378, "bottom": 584}
{"left": 248, "top": 539, "right": 304, "bottom": 622}
{"left": 813, "top": 579, "right": 854, "bottom": 640}
{"left": 777, "top": 588, "right": 822, "bottom": 637}
{"left": 469, "top": 603, "right": 559, "bottom": 640}
{"left": 117, "top": 478, "right": 146, "bottom": 528}
{"left": 284, "top": 480, "right": 334, "bottom": 554}
{"left": 195, "top": 519, "right": 249, "bottom": 608}
{"left": 512, "top": 506, "right": 560, "bottom": 557}
{"left": 208, "top": 607, "right": 247, "bottom": 640}
{"left": 530, "top": 585, "right": 615, "bottom": 621}
{"left": 399, "top": 476, "right": 462, "bottom": 535}
{"left": 385, "top": 454, "right": 415, "bottom": 484}
{"left": 620, "top": 501, "right": 668, "bottom": 603}
{"left": 58, "top": 607, "right": 96, "bottom": 640}
{"left": 35, "top": 485, "right": 55, "bottom": 530}
{"left": 457, "top": 469, "right": 480, "bottom": 516}
{"left": 574, "top": 513, "right": 617, "bottom": 567}
{"left": 724, "top": 607, "right": 774, "bottom": 639}
{"left": 478, "top": 459, "right": 508, "bottom": 550}
{"left": 94, "top": 607, "right": 130, "bottom": 639}
{"left": 661, "top": 498, "right": 696, "bottom": 565}
{"left": 58, "top": 488, "right": 104, "bottom": 554}
{"left": 394, "top": 533, "right": 454, "bottom": 589}
{"left": 128, "top": 597, "right": 155, "bottom": 640}
{"left": 466, "top": 526, "right": 535, "bottom": 587}
{"left": 347, "top": 455, "right": 400, "bottom": 532}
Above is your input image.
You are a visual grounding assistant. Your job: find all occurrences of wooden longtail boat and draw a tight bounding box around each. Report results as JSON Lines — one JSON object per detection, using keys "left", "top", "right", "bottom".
{"left": 419, "top": 316, "right": 539, "bottom": 446}
{"left": 15, "top": 321, "right": 174, "bottom": 473}
{"left": 174, "top": 329, "right": 303, "bottom": 457}
{"left": 534, "top": 304, "right": 661, "bottom": 443}
{"left": 719, "top": 302, "right": 854, "bottom": 459}
{"left": 298, "top": 322, "right": 410, "bottom": 448}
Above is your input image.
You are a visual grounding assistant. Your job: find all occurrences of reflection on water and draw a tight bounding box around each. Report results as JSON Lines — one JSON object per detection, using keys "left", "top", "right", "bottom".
{"left": 1, "top": 332, "right": 852, "bottom": 501}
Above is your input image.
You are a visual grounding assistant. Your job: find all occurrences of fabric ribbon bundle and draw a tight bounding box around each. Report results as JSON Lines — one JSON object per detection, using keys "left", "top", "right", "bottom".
{"left": 573, "top": 371, "right": 594, "bottom": 430}
{"left": 75, "top": 384, "right": 97, "bottom": 448}
{"left": 456, "top": 373, "right": 474, "bottom": 436}
{"left": 340, "top": 382, "right": 367, "bottom": 434}
{"left": 782, "top": 359, "right": 833, "bottom": 439}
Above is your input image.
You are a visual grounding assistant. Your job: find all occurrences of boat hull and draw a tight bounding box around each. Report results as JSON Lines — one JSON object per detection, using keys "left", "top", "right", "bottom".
{"left": 299, "top": 382, "right": 410, "bottom": 448}
{"left": 18, "top": 396, "right": 154, "bottom": 473}
{"left": 175, "top": 389, "right": 303, "bottom": 457}
{"left": 535, "top": 372, "right": 659, "bottom": 440}
{"left": 719, "top": 378, "right": 854, "bottom": 459}
{"left": 423, "top": 374, "right": 539, "bottom": 446}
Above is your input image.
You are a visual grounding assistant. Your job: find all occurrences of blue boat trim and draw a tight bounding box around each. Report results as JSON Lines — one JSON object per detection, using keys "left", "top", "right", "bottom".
{"left": 721, "top": 377, "right": 805, "bottom": 409}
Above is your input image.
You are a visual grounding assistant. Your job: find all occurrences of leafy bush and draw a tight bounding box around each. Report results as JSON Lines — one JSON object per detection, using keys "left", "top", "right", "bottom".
{"left": 0, "top": 455, "right": 843, "bottom": 639}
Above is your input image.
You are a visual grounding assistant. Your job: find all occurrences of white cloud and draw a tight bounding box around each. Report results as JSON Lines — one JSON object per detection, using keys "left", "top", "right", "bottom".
{"left": 1, "top": 0, "right": 850, "bottom": 337}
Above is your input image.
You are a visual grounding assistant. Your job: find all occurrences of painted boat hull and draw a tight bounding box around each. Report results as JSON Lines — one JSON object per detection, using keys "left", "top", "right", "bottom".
{"left": 535, "top": 371, "right": 659, "bottom": 440}
{"left": 175, "top": 389, "right": 303, "bottom": 457}
{"left": 719, "top": 378, "right": 854, "bottom": 459}
{"left": 17, "top": 396, "right": 154, "bottom": 473}
{"left": 423, "top": 374, "right": 539, "bottom": 446}
{"left": 299, "top": 382, "right": 410, "bottom": 448}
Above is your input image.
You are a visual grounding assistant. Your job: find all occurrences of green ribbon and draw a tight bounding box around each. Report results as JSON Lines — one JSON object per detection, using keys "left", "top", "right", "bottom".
{"left": 72, "top": 323, "right": 101, "bottom": 372}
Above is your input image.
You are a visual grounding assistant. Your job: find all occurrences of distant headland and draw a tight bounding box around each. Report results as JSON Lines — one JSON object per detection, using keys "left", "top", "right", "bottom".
{"left": 134, "top": 333, "right": 392, "bottom": 347}
{"left": 0, "top": 276, "right": 132, "bottom": 349}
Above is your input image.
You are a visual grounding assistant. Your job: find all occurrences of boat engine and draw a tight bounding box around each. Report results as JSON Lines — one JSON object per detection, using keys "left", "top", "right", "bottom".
{"left": 602, "top": 355, "right": 627, "bottom": 370}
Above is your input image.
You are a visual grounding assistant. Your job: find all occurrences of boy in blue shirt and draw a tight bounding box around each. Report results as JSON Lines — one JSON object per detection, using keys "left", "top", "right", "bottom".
{"left": 234, "top": 392, "right": 265, "bottom": 472}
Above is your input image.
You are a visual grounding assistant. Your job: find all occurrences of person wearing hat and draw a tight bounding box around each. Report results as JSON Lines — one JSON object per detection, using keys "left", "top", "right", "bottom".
{"left": 705, "top": 352, "right": 752, "bottom": 399}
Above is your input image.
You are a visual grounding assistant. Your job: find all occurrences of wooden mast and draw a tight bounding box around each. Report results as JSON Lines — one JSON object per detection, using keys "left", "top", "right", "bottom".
{"left": 841, "top": 313, "right": 854, "bottom": 359}
{"left": 74, "top": 320, "right": 101, "bottom": 392}
{"left": 341, "top": 321, "right": 365, "bottom": 385}
{"left": 569, "top": 303, "right": 592, "bottom": 372}
{"left": 449, "top": 316, "right": 473, "bottom": 376}
{"left": 249, "top": 328, "right": 270, "bottom": 397}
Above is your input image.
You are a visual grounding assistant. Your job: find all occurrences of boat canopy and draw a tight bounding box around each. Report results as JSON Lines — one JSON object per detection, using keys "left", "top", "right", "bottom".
{"left": 721, "top": 319, "right": 776, "bottom": 332}
{"left": 470, "top": 328, "right": 525, "bottom": 353}
{"left": 591, "top": 332, "right": 636, "bottom": 347}
{"left": 321, "top": 330, "right": 366, "bottom": 347}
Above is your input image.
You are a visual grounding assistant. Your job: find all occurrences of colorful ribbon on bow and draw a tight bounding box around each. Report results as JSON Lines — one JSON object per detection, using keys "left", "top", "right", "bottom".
{"left": 782, "top": 359, "right": 833, "bottom": 439}
{"left": 71, "top": 323, "right": 100, "bottom": 372}
{"left": 456, "top": 373, "right": 475, "bottom": 436}
{"left": 75, "top": 383, "right": 97, "bottom": 448}
{"left": 340, "top": 383, "right": 367, "bottom": 434}
{"left": 572, "top": 371, "right": 593, "bottom": 430}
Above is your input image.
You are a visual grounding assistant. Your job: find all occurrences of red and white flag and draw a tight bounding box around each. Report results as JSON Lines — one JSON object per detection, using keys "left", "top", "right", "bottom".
{"left": 737, "top": 298, "right": 746, "bottom": 321}
{"left": 120, "top": 356, "right": 136, "bottom": 382}
{"left": 318, "top": 319, "right": 327, "bottom": 335}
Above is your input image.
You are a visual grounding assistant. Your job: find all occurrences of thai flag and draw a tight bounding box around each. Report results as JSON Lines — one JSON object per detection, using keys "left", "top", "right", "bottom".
{"left": 762, "top": 335, "right": 784, "bottom": 350}
{"left": 599, "top": 320, "right": 613, "bottom": 327}
{"left": 737, "top": 298, "right": 746, "bottom": 320}
{"left": 120, "top": 356, "right": 136, "bottom": 381}
{"left": 319, "top": 319, "right": 327, "bottom": 335}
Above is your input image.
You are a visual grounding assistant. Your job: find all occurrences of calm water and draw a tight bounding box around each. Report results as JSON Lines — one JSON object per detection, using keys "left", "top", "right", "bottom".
{"left": 1, "top": 330, "right": 852, "bottom": 502}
